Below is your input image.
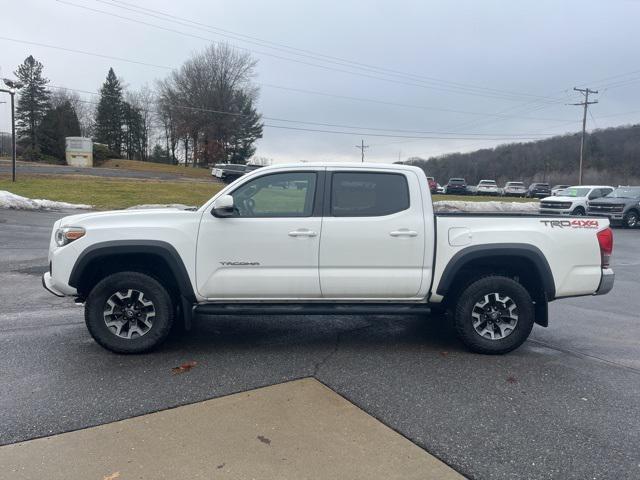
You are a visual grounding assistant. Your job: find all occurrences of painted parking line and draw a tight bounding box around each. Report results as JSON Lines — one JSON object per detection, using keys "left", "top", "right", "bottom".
{"left": 0, "top": 377, "right": 462, "bottom": 480}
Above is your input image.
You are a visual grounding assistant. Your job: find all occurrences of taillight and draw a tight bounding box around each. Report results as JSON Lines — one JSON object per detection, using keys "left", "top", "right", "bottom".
{"left": 597, "top": 227, "right": 613, "bottom": 268}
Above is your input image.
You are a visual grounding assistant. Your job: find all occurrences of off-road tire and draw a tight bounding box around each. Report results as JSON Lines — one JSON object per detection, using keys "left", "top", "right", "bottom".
{"left": 85, "top": 271, "right": 174, "bottom": 353}
{"left": 453, "top": 275, "right": 535, "bottom": 355}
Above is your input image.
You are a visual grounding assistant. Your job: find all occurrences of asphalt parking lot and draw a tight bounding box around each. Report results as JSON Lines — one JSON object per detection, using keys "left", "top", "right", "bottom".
{"left": 1, "top": 209, "right": 639, "bottom": 480}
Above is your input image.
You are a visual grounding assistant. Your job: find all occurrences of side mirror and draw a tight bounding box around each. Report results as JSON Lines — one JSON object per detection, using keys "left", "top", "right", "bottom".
{"left": 212, "top": 194, "right": 235, "bottom": 217}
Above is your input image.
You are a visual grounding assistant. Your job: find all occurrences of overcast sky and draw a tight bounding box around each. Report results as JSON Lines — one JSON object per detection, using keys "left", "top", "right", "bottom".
{"left": 2, "top": 0, "right": 640, "bottom": 163}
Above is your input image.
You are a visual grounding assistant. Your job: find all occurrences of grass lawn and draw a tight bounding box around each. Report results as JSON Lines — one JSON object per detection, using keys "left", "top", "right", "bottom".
{"left": 99, "top": 159, "right": 213, "bottom": 179}
{"left": 432, "top": 194, "right": 537, "bottom": 203}
{"left": 0, "top": 175, "right": 223, "bottom": 210}
{"left": 0, "top": 173, "right": 539, "bottom": 211}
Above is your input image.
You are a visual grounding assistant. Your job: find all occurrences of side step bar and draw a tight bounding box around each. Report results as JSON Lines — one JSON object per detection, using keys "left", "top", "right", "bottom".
{"left": 194, "top": 303, "right": 431, "bottom": 316}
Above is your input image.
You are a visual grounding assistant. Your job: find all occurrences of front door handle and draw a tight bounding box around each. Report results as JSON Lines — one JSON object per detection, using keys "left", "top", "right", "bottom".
{"left": 390, "top": 229, "right": 418, "bottom": 237}
{"left": 288, "top": 229, "right": 318, "bottom": 238}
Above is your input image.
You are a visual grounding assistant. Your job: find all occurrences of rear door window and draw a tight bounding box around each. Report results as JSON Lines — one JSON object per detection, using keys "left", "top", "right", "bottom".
{"left": 330, "top": 172, "right": 410, "bottom": 217}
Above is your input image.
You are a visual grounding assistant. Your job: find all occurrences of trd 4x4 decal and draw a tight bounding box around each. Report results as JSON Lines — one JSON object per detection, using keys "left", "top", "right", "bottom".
{"left": 540, "top": 219, "right": 599, "bottom": 229}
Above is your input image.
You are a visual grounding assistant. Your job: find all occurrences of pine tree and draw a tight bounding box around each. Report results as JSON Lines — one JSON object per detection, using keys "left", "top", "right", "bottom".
{"left": 226, "top": 91, "right": 263, "bottom": 164}
{"left": 122, "top": 101, "right": 144, "bottom": 160}
{"left": 94, "top": 68, "right": 124, "bottom": 155}
{"left": 14, "top": 55, "right": 50, "bottom": 154}
{"left": 38, "top": 101, "right": 81, "bottom": 160}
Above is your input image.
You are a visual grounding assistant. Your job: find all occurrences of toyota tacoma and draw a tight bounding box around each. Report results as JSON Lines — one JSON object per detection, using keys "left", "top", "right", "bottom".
{"left": 43, "top": 163, "right": 615, "bottom": 355}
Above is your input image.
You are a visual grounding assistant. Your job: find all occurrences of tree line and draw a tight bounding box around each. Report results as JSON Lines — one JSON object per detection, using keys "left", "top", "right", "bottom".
{"left": 401, "top": 124, "right": 640, "bottom": 187}
{"left": 8, "top": 43, "right": 263, "bottom": 166}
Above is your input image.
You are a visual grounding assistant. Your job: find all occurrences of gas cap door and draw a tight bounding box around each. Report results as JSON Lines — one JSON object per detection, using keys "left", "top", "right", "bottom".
{"left": 448, "top": 227, "right": 472, "bottom": 246}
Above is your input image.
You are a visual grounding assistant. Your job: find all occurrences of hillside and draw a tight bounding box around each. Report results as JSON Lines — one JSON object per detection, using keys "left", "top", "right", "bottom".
{"left": 402, "top": 124, "right": 640, "bottom": 186}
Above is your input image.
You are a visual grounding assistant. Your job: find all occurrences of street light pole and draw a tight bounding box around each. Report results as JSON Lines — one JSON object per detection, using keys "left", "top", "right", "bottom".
{"left": 10, "top": 91, "right": 16, "bottom": 182}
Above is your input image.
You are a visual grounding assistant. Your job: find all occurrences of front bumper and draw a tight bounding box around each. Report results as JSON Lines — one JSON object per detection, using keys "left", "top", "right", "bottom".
{"left": 588, "top": 213, "right": 624, "bottom": 225}
{"left": 42, "top": 272, "right": 65, "bottom": 297}
{"left": 595, "top": 268, "right": 615, "bottom": 295}
{"left": 539, "top": 208, "right": 571, "bottom": 215}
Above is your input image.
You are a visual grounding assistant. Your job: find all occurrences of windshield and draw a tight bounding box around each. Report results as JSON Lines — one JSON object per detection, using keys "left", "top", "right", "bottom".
{"left": 506, "top": 182, "right": 524, "bottom": 187}
{"left": 449, "top": 179, "right": 465, "bottom": 184}
{"left": 606, "top": 187, "right": 640, "bottom": 199}
{"left": 558, "top": 187, "right": 590, "bottom": 197}
{"left": 479, "top": 181, "right": 496, "bottom": 185}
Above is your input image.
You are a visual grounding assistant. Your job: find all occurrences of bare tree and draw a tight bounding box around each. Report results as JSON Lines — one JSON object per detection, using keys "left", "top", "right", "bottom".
{"left": 50, "top": 88, "right": 94, "bottom": 137}
{"left": 157, "top": 43, "right": 263, "bottom": 167}
{"left": 126, "top": 84, "right": 155, "bottom": 160}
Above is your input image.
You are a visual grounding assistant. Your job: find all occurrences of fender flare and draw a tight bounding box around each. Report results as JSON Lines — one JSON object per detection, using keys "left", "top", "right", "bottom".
{"left": 436, "top": 243, "right": 556, "bottom": 300}
{"left": 68, "top": 240, "right": 196, "bottom": 302}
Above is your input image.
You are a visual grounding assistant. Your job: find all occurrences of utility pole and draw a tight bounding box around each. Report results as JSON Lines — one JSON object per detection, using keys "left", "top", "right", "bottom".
{"left": 0, "top": 101, "right": 5, "bottom": 158}
{"left": 354, "top": 139, "right": 369, "bottom": 163}
{"left": 570, "top": 87, "right": 598, "bottom": 185}
{"left": 1, "top": 78, "right": 23, "bottom": 182}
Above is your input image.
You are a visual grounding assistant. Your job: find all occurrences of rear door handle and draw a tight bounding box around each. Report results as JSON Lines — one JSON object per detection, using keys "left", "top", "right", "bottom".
{"left": 390, "top": 229, "right": 418, "bottom": 237}
{"left": 288, "top": 229, "right": 318, "bottom": 238}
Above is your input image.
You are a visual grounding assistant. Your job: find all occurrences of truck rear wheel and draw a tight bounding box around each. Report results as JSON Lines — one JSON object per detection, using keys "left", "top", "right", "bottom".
{"left": 453, "top": 276, "right": 534, "bottom": 354}
{"left": 85, "top": 271, "right": 174, "bottom": 354}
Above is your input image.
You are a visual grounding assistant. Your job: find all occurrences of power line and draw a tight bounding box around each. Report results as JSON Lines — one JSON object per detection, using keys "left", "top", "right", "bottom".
{"left": 0, "top": 36, "right": 577, "bottom": 125}
{"left": 92, "top": 0, "right": 560, "bottom": 103}
{"left": 48, "top": 84, "right": 560, "bottom": 137}
{"left": 69, "top": 95, "right": 557, "bottom": 141}
{"left": 56, "top": 0, "right": 563, "bottom": 103}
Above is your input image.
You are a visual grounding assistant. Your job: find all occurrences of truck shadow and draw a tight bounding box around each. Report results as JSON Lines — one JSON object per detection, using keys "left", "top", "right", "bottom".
{"left": 162, "top": 312, "right": 465, "bottom": 354}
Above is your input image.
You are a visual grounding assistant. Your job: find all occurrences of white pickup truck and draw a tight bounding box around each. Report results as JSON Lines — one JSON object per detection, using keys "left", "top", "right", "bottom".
{"left": 43, "top": 163, "right": 615, "bottom": 355}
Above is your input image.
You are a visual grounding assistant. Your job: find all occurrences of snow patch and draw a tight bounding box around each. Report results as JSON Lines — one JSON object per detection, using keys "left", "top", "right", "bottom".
{"left": 434, "top": 200, "right": 538, "bottom": 213}
{"left": 0, "top": 190, "right": 92, "bottom": 210}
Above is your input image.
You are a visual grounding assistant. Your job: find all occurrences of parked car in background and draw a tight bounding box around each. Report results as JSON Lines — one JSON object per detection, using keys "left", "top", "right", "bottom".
{"left": 426, "top": 176, "right": 438, "bottom": 194}
{"left": 526, "top": 183, "right": 551, "bottom": 198}
{"left": 436, "top": 183, "right": 444, "bottom": 194}
{"left": 475, "top": 179, "right": 500, "bottom": 196}
{"left": 502, "top": 181, "right": 527, "bottom": 197}
{"left": 588, "top": 186, "right": 640, "bottom": 228}
{"left": 539, "top": 185, "right": 614, "bottom": 216}
{"left": 212, "top": 164, "right": 247, "bottom": 182}
{"left": 244, "top": 164, "right": 263, "bottom": 173}
{"left": 444, "top": 178, "right": 468, "bottom": 195}
{"left": 551, "top": 185, "right": 571, "bottom": 196}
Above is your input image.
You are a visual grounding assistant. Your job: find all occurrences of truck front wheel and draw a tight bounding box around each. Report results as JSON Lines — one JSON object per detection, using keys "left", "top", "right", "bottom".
{"left": 453, "top": 276, "right": 535, "bottom": 354}
{"left": 85, "top": 271, "right": 174, "bottom": 354}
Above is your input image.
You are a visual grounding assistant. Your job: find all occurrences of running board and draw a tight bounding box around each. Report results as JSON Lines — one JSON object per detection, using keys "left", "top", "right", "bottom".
{"left": 194, "top": 302, "right": 431, "bottom": 316}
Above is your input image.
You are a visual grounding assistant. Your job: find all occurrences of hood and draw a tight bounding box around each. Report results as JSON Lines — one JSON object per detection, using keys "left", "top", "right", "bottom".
{"left": 589, "top": 197, "right": 639, "bottom": 205}
{"left": 58, "top": 208, "right": 199, "bottom": 227}
{"left": 541, "top": 195, "right": 580, "bottom": 202}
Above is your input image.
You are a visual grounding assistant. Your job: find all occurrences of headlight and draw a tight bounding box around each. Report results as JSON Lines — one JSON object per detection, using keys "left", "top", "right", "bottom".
{"left": 55, "top": 227, "right": 85, "bottom": 247}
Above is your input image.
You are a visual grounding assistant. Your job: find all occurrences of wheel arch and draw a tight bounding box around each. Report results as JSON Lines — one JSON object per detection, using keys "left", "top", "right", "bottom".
{"left": 436, "top": 244, "right": 555, "bottom": 326}
{"left": 68, "top": 240, "right": 196, "bottom": 304}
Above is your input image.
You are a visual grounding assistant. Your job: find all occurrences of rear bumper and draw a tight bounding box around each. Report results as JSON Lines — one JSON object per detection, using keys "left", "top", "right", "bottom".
{"left": 42, "top": 272, "right": 65, "bottom": 297}
{"left": 595, "top": 268, "right": 615, "bottom": 295}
